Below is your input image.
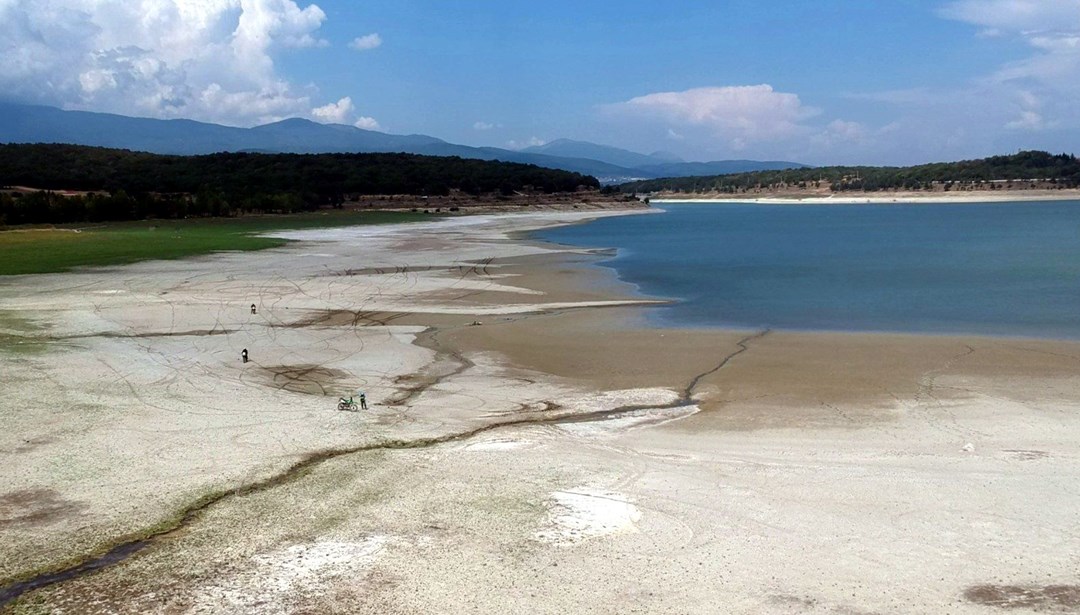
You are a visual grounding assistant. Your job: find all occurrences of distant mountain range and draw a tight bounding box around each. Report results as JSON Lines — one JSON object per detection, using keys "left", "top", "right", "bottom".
{"left": 0, "top": 103, "right": 806, "bottom": 183}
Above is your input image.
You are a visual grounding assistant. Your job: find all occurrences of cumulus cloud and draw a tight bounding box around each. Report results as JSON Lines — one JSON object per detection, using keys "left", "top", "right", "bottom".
{"left": 348, "top": 33, "right": 382, "bottom": 51}
{"left": 604, "top": 85, "right": 819, "bottom": 149}
{"left": 311, "top": 96, "right": 354, "bottom": 123}
{"left": 587, "top": 5, "right": 1079, "bottom": 164}
{"left": 353, "top": 116, "right": 380, "bottom": 130}
{"left": 0, "top": 0, "right": 336, "bottom": 125}
{"left": 306, "top": 93, "right": 379, "bottom": 129}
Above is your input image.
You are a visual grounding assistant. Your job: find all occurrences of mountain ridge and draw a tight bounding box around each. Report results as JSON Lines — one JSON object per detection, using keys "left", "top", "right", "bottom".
{"left": 0, "top": 102, "right": 806, "bottom": 182}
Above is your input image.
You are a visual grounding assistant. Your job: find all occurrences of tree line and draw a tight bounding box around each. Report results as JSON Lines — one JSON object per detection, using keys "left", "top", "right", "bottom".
{"left": 0, "top": 144, "right": 600, "bottom": 225}
{"left": 617, "top": 151, "right": 1080, "bottom": 194}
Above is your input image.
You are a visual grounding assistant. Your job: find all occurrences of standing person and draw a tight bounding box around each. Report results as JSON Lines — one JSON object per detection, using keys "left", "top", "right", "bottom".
{"left": 241, "top": 349, "right": 249, "bottom": 363}
{"left": 359, "top": 391, "right": 367, "bottom": 410}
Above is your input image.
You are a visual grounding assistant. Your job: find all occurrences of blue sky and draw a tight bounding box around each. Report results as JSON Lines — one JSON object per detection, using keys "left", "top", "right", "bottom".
{"left": 2, "top": 0, "right": 1079, "bottom": 165}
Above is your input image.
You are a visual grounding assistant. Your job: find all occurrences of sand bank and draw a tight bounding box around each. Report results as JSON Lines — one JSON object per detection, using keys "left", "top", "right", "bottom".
{"left": 2, "top": 206, "right": 1080, "bottom": 613}
{"left": 654, "top": 190, "right": 1080, "bottom": 204}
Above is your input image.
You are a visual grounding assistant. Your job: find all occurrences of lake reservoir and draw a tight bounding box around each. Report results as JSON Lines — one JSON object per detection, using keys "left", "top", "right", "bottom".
{"left": 536, "top": 201, "right": 1080, "bottom": 339}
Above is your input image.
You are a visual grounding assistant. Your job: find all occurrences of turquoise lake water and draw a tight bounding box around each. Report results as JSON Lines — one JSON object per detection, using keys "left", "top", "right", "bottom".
{"left": 535, "top": 201, "right": 1080, "bottom": 338}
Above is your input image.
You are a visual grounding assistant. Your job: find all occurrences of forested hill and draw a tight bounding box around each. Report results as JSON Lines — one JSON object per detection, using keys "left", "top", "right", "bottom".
{"left": 0, "top": 144, "right": 598, "bottom": 197}
{"left": 617, "top": 151, "right": 1080, "bottom": 194}
{"left": 0, "top": 144, "right": 600, "bottom": 225}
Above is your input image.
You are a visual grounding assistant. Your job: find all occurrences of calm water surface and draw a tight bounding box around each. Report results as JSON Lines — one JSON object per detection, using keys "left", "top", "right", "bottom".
{"left": 536, "top": 201, "right": 1080, "bottom": 338}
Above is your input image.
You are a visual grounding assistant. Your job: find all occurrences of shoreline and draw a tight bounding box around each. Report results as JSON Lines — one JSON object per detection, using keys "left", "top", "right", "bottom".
{"left": 653, "top": 190, "right": 1080, "bottom": 204}
{"left": 3, "top": 209, "right": 1080, "bottom": 613}
{"left": 531, "top": 205, "right": 1080, "bottom": 344}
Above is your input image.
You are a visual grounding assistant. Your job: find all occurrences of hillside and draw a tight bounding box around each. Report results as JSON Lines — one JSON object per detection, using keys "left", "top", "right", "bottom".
{"left": 522, "top": 139, "right": 674, "bottom": 169}
{"left": 618, "top": 151, "right": 1080, "bottom": 194}
{"left": 0, "top": 144, "right": 599, "bottom": 225}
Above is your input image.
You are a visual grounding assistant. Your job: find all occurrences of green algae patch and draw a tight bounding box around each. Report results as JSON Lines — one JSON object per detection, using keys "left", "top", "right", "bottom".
{"left": 0, "top": 311, "right": 50, "bottom": 355}
{"left": 0, "top": 211, "right": 431, "bottom": 275}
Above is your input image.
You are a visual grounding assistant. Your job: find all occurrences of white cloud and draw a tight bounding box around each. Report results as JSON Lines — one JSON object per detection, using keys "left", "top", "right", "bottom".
{"left": 348, "top": 33, "right": 382, "bottom": 51}
{"left": 235, "top": 0, "right": 328, "bottom": 50}
{"left": 309, "top": 96, "right": 380, "bottom": 129}
{"left": 311, "top": 96, "right": 354, "bottom": 123}
{"left": 353, "top": 116, "right": 380, "bottom": 130}
{"left": 825, "top": 119, "right": 866, "bottom": 141}
{"left": 604, "top": 85, "right": 820, "bottom": 148}
{"left": 473, "top": 121, "right": 496, "bottom": 130}
{"left": 506, "top": 137, "right": 546, "bottom": 149}
{"left": 938, "top": 1, "right": 1080, "bottom": 33}
{"left": 804, "top": 119, "right": 869, "bottom": 153}
{"left": 1004, "top": 109, "right": 1046, "bottom": 130}
{"left": 939, "top": 0, "right": 1080, "bottom": 131}
{"left": 584, "top": 6, "right": 1078, "bottom": 164}
{"left": 801, "top": 1, "right": 1080, "bottom": 164}
{"left": 0, "top": 0, "right": 332, "bottom": 126}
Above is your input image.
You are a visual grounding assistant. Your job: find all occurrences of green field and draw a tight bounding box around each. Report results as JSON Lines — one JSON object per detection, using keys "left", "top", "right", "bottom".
{"left": 0, "top": 211, "right": 433, "bottom": 275}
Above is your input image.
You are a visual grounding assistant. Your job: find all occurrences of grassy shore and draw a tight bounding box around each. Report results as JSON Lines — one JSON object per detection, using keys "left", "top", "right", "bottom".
{"left": 0, "top": 211, "right": 431, "bottom": 275}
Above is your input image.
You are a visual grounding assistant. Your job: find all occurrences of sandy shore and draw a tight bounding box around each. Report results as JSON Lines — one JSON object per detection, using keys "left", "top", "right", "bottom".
{"left": 2, "top": 206, "right": 1079, "bottom": 613}
{"left": 654, "top": 190, "right": 1080, "bottom": 204}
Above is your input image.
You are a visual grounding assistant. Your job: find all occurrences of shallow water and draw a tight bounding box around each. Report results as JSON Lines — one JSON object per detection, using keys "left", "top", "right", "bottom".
{"left": 536, "top": 201, "right": 1080, "bottom": 338}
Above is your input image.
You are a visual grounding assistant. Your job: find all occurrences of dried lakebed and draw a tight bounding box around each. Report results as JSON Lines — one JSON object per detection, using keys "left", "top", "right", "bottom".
{"left": 2, "top": 209, "right": 1079, "bottom": 613}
